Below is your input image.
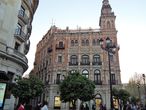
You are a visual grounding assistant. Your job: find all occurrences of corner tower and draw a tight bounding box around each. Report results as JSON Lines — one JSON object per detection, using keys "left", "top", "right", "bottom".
{"left": 99, "top": 0, "right": 116, "bottom": 31}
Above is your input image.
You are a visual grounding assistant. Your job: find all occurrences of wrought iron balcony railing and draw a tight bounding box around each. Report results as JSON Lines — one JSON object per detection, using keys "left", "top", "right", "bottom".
{"left": 14, "top": 29, "right": 27, "bottom": 42}
{"left": 56, "top": 44, "right": 65, "bottom": 49}
{"left": 18, "top": 10, "right": 29, "bottom": 24}
{"left": 80, "top": 61, "right": 90, "bottom": 65}
{"left": 69, "top": 62, "right": 78, "bottom": 66}
{"left": 94, "top": 80, "right": 102, "bottom": 85}
{"left": 92, "top": 61, "right": 102, "bottom": 65}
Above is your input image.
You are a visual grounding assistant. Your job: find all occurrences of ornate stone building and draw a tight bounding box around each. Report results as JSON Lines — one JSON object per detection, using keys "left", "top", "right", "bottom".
{"left": 0, "top": 0, "right": 39, "bottom": 109}
{"left": 33, "top": 0, "right": 121, "bottom": 110}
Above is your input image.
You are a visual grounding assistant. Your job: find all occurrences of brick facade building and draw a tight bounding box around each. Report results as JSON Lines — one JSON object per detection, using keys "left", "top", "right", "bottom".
{"left": 32, "top": 0, "right": 121, "bottom": 109}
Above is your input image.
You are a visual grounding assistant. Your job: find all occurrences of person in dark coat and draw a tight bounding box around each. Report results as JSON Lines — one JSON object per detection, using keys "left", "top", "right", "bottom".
{"left": 92, "top": 104, "right": 96, "bottom": 110}
{"left": 35, "top": 101, "right": 42, "bottom": 110}
{"left": 85, "top": 104, "right": 89, "bottom": 110}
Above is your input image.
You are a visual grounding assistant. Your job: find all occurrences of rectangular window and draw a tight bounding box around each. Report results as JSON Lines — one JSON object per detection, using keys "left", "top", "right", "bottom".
{"left": 59, "top": 42, "right": 63, "bottom": 47}
{"left": 15, "top": 24, "right": 22, "bottom": 35}
{"left": 56, "top": 74, "right": 61, "bottom": 84}
{"left": 93, "top": 57, "right": 100, "bottom": 63}
{"left": 111, "top": 74, "right": 115, "bottom": 81}
{"left": 94, "top": 74, "right": 101, "bottom": 84}
{"left": 82, "top": 56, "right": 89, "bottom": 64}
{"left": 14, "top": 42, "right": 20, "bottom": 51}
{"left": 71, "top": 56, "right": 77, "bottom": 65}
{"left": 58, "top": 56, "right": 62, "bottom": 63}
{"left": 20, "top": 6, "right": 25, "bottom": 16}
{"left": 111, "top": 74, "right": 116, "bottom": 84}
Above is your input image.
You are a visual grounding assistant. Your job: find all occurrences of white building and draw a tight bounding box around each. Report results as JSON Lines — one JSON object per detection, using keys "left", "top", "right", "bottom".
{"left": 0, "top": 0, "right": 39, "bottom": 109}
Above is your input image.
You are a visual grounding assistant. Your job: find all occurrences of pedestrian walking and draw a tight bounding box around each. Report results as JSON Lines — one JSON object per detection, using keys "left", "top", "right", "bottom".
{"left": 92, "top": 104, "right": 96, "bottom": 110}
{"left": 103, "top": 104, "right": 106, "bottom": 110}
{"left": 85, "top": 103, "right": 89, "bottom": 110}
{"left": 41, "top": 100, "right": 48, "bottom": 110}
{"left": 18, "top": 101, "right": 25, "bottom": 110}
{"left": 36, "top": 101, "right": 42, "bottom": 110}
{"left": 99, "top": 103, "right": 103, "bottom": 110}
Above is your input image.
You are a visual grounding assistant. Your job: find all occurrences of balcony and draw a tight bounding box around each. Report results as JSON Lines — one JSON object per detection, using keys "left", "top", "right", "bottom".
{"left": 14, "top": 29, "right": 26, "bottom": 42}
{"left": 48, "top": 47, "right": 53, "bottom": 53}
{"left": 0, "top": 42, "right": 28, "bottom": 72}
{"left": 27, "top": 24, "right": 32, "bottom": 33}
{"left": 111, "top": 80, "right": 117, "bottom": 85}
{"left": 92, "top": 61, "right": 102, "bottom": 65}
{"left": 24, "top": 40, "right": 30, "bottom": 54}
{"left": 18, "top": 10, "right": 29, "bottom": 24}
{"left": 80, "top": 61, "right": 90, "bottom": 65}
{"left": 56, "top": 44, "right": 65, "bottom": 49}
{"left": 24, "top": 0, "right": 32, "bottom": 8}
{"left": 94, "top": 80, "right": 102, "bottom": 85}
{"left": 109, "top": 80, "right": 118, "bottom": 85}
{"left": 69, "top": 62, "right": 78, "bottom": 66}
{"left": 54, "top": 79, "right": 61, "bottom": 84}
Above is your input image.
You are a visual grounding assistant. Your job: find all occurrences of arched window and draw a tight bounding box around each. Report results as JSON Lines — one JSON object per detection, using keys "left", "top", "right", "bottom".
{"left": 81, "top": 55, "right": 89, "bottom": 65}
{"left": 97, "top": 39, "right": 100, "bottom": 45}
{"left": 71, "top": 40, "right": 74, "bottom": 46}
{"left": 86, "top": 39, "right": 89, "bottom": 46}
{"left": 94, "top": 70, "right": 101, "bottom": 85}
{"left": 107, "top": 21, "right": 111, "bottom": 28}
{"left": 81, "top": 40, "right": 85, "bottom": 46}
{"left": 92, "top": 39, "right": 96, "bottom": 46}
{"left": 70, "top": 55, "right": 78, "bottom": 65}
{"left": 75, "top": 40, "right": 78, "bottom": 46}
{"left": 93, "top": 54, "right": 101, "bottom": 65}
{"left": 82, "top": 69, "right": 89, "bottom": 78}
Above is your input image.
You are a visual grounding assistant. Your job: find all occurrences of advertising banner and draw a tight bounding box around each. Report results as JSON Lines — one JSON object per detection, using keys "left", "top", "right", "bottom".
{"left": 0, "top": 83, "right": 7, "bottom": 108}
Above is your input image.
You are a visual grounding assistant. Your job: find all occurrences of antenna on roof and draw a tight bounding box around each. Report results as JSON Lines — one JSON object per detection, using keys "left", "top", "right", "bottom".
{"left": 51, "top": 19, "right": 55, "bottom": 26}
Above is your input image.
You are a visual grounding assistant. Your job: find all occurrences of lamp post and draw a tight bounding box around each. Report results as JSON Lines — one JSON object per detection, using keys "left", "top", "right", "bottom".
{"left": 142, "top": 74, "right": 146, "bottom": 104}
{"left": 99, "top": 37, "right": 119, "bottom": 110}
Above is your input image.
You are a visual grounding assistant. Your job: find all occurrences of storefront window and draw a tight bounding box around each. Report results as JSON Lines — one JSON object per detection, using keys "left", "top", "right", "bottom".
{"left": 54, "top": 96, "right": 61, "bottom": 109}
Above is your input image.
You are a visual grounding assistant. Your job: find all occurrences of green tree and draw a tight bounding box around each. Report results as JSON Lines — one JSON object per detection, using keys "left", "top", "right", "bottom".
{"left": 112, "top": 88, "right": 119, "bottom": 99}
{"left": 126, "top": 73, "right": 142, "bottom": 97}
{"left": 125, "top": 72, "right": 146, "bottom": 103}
{"left": 12, "top": 75, "right": 44, "bottom": 103}
{"left": 59, "top": 72, "right": 95, "bottom": 110}
{"left": 113, "top": 88, "right": 130, "bottom": 105}
{"left": 118, "top": 89, "right": 130, "bottom": 104}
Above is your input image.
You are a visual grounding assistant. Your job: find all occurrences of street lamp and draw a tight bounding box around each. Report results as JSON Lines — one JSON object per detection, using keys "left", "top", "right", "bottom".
{"left": 142, "top": 74, "right": 146, "bottom": 104}
{"left": 99, "top": 37, "right": 119, "bottom": 110}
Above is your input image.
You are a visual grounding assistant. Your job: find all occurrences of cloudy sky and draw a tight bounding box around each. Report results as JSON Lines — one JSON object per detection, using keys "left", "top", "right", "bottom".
{"left": 25, "top": 0, "right": 146, "bottom": 83}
